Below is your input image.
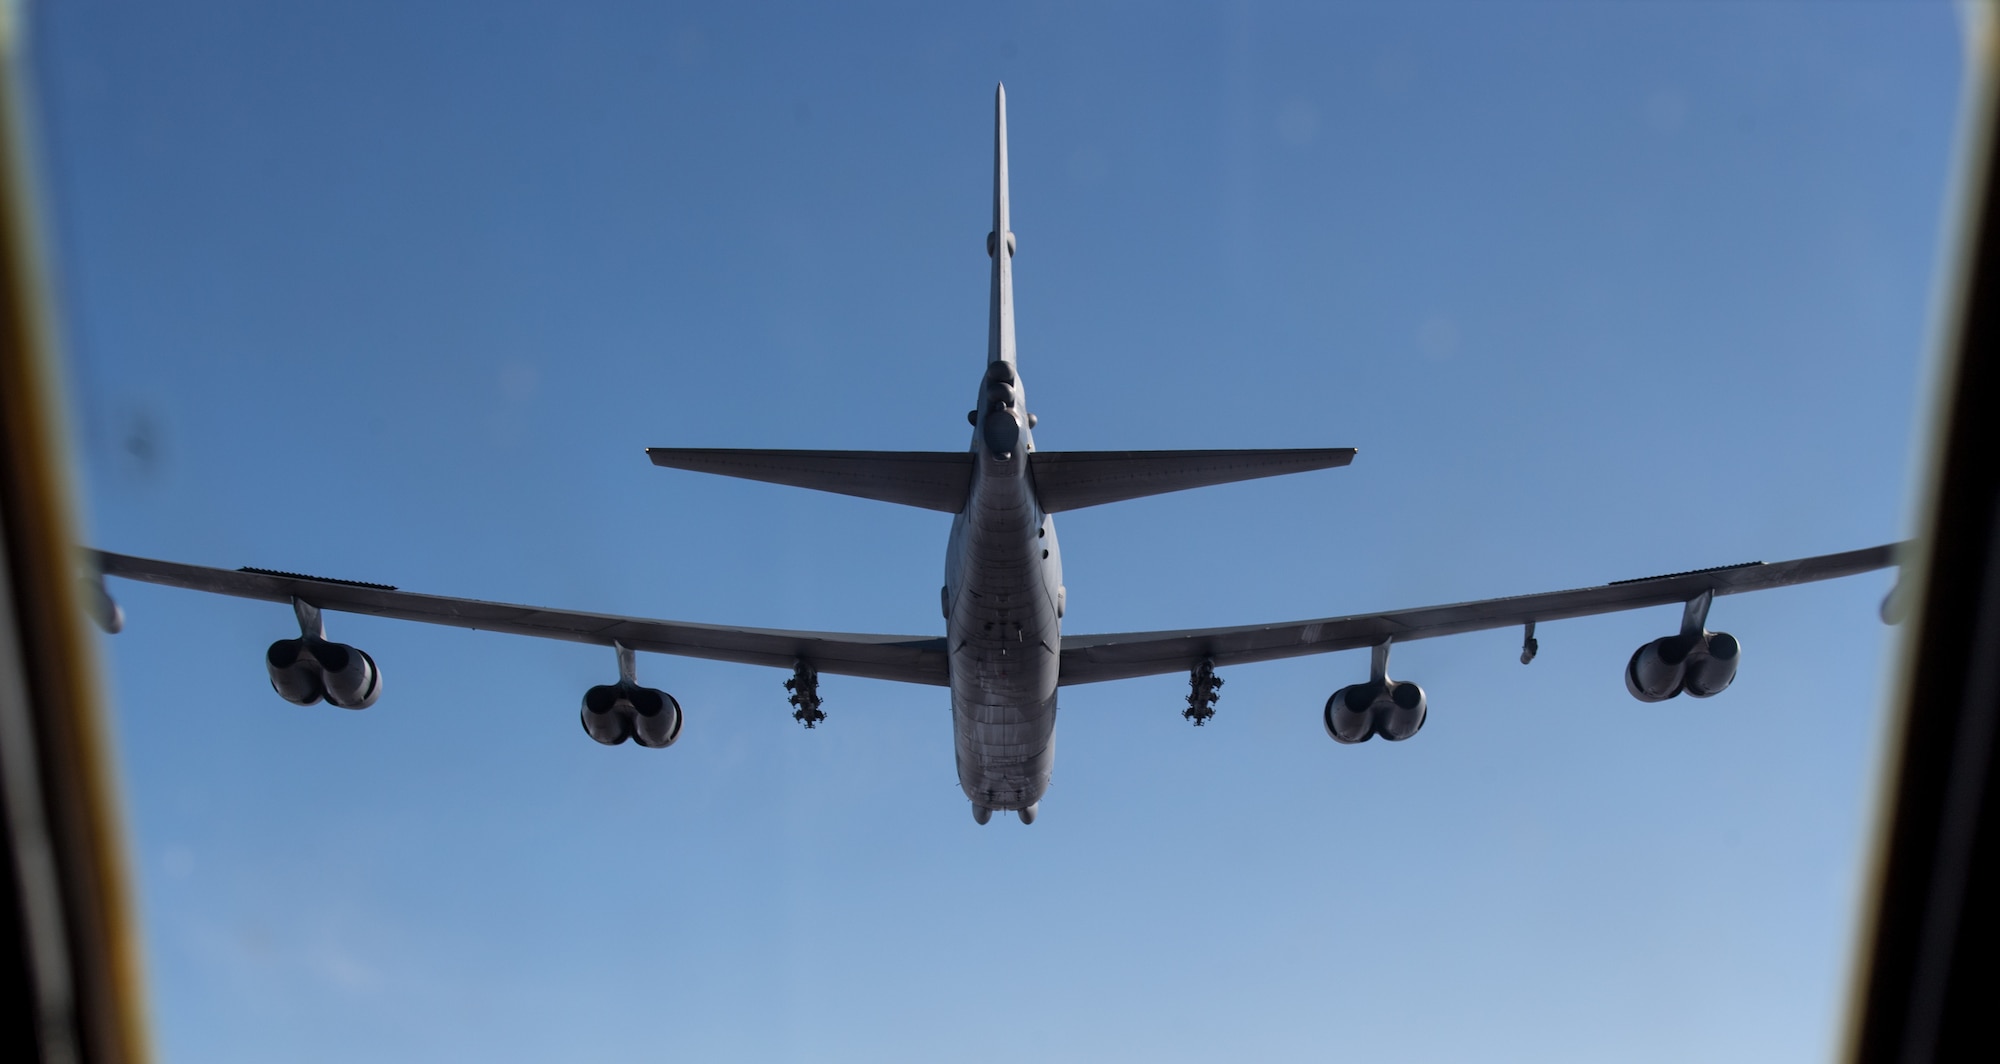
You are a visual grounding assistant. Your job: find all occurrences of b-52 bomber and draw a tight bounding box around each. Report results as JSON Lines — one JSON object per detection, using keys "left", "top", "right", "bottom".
{"left": 88, "top": 85, "right": 1901, "bottom": 825}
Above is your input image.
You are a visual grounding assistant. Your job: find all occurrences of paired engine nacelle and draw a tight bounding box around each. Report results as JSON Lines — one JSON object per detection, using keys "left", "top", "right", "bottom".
{"left": 1323, "top": 640, "right": 1427, "bottom": 744}
{"left": 580, "top": 681, "right": 684, "bottom": 748}
{"left": 1323, "top": 678, "right": 1428, "bottom": 744}
{"left": 260, "top": 576, "right": 380, "bottom": 712}
{"left": 580, "top": 641, "right": 684, "bottom": 748}
{"left": 266, "top": 636, "right": 382, "bottom": 709}
{"left": 1623, "top": 589, "right": 1744, "bottom": 702}
{"left": 266, "top": 598, "right": 382, "bottom": 709}
{"left": 1626, "top": 630, "right": 1741, "bottom": 701}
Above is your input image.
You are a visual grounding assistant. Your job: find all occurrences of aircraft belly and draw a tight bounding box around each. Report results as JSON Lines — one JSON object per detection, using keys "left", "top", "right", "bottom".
{"left": 954, "top": 693, "right": 1056, "bottom": 810}
{"left": 947, "top": 457, "right": 1060, "bottom": 811}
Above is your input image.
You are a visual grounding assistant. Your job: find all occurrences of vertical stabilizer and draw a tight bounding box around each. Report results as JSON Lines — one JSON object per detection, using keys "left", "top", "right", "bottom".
{"left": 987, "top": 84, "right": 1016, "bottom": 365}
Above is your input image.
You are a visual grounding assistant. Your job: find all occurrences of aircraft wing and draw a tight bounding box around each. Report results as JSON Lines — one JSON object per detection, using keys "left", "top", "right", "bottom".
{"left": 90, "top": 550, "right": 950, "bottom": 686}
{"left": 1057, "top": 543, "right": 1902, "bottom": 685}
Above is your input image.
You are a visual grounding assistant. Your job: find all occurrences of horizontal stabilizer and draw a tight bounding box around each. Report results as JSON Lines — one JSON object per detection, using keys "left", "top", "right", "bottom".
{"left": 1030, "top": 448, "right": 1355, "bottom": 512}
{"left": 647, "top": 448, "right": 973, "bottom": 512}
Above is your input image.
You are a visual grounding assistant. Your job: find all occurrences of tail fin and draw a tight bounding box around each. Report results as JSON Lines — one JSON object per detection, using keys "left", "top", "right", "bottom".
{"left": 988, "top": 83, "right": 1016, "bottom": 366}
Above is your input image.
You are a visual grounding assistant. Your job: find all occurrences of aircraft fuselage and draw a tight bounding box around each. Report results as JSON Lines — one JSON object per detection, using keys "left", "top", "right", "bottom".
{"left": 944, "top": 366, "right": 1062, "bottom": 818}
{"left": 943, "top": 84, "right": 1060, "bottom": 820}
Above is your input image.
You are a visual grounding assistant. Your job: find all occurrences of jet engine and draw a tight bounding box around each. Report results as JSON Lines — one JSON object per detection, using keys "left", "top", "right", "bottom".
{"left": 583, "top": 682, "right": 683, "bottom": 747}
{"left": 1324, "top": 683, "right": 1374, "bottom": 743}
{"left": 1624, "top": 590, "right": 1744, "bottom": 702}
{"left": 1323, "top": 678, "right": 1427, "bottom": 743}
{"left": 1683, "top": 632, "right": 1740, "bottom": 698}
{"left": 630, "top": 685, "right": 684, "bottom": 748}
{"left": 266, "top": 637, "right": 322, "bottom": 705}
{"left": 1626, "top": 633, "right": 1697, "bottom": 702}
{"left": 1377, "top": 680, "right": 1428, "bottom": 740}
{"left": 264, "top": 598, "right": 382, "bottom": 709}
{"left": 580, "top": 683, "right": 633, "bottom": 745}
{"left": 316, "top": 640, "right": 382, "bottom": 709}
{"left": 1625, "top": 630, "right": 1741, "bottom": 701}
{"left": 264, "top": 635, "right": 381, "bottom": 709}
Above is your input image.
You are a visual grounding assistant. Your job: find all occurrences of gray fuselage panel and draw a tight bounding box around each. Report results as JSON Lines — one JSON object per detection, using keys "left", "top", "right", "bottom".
{"left": 945, "top": 374, "right": 1062, "bottom": 811}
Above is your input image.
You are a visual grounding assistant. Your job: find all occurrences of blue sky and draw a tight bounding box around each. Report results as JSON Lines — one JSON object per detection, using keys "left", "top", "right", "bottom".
{"left": 26, "top": 2, "right": 1966, "bottom": 1061}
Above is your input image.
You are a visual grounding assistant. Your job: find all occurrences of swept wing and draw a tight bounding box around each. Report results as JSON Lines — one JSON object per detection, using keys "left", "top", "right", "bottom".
{"left": 95, "top": 543, "right": 1898, "bottom": 692}
{"left": 1058, "top": 543, "right": 1900, "bottom": 685}
{"left": 91, "top": 550, "right": 950, "bottom": 686}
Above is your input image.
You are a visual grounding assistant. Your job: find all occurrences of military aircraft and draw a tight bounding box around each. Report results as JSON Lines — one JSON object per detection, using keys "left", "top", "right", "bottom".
{"left": 87, "top": 85, "right": 1900, "bottom": 825}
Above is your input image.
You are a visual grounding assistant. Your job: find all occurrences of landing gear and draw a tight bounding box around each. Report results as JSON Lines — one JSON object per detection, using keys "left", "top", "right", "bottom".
{"left": 971, "top": 804, "right": 992, "bottom": 825}
{"left": 1184, "top": 657, "right": 1223, "bottom": 725}
{"left": 785, "top": 660, "right": 825, "bottom": 728}
{"left": 1019, "top": 802, "right": 1038, "bottom": 825}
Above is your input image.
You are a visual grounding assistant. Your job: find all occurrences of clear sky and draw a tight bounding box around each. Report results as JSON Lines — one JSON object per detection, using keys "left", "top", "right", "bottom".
{"left": 24, "top": 2, "right": 1967, "bottom": 1061}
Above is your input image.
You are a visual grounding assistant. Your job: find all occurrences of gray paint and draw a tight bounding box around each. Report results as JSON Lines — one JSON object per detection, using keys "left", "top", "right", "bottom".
{"left": 945, "top": 85, "right": 1062, "bottom": 818}
{"left": 641, "top": 446, "right": 1357, "bottom": 515}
